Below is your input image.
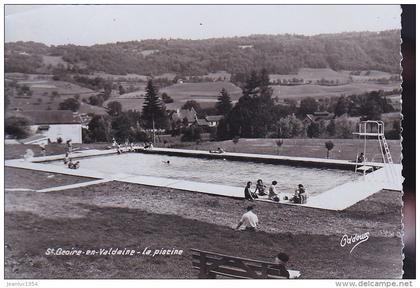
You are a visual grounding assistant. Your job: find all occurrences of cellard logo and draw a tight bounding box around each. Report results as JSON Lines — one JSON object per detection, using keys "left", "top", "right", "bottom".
{"left": 340, "top": 232, "right": 370, "bottom": 254}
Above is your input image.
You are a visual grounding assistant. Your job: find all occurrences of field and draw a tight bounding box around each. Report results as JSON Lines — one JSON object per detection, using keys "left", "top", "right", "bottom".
{"left": 160, "top": 82, "right": 242, "bottom": 110}
{"left": 6, "top": 73, "right": 105, "bottom": 114}
{"left": 5, "top": 165, "right": 402, "bottom": 279}
{"left": 105, "top": 81, "right": 243, "bottom": 112}
{"left": 271, "top": 82, "right": 401, "bottom": 101}
{"left": 5, "top": 68, "right": 402, "bottom": 113}
{"left": 270, "top": 68, "right": 400, "bottom": 83}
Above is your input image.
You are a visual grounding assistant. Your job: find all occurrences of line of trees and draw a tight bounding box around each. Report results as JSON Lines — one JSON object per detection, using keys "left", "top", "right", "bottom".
{"left": 6, "top": 30, "right": 401, "bottom": 76}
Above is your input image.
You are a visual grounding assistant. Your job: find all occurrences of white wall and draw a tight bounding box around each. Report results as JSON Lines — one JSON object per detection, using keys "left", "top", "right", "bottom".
{"left": 30, "top": 124, "right": 83, "bottom": 143}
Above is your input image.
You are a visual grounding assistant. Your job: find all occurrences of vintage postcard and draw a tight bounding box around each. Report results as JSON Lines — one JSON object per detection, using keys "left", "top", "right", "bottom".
{"left": 3, "top": 3, "right": 413, "bottom": 286}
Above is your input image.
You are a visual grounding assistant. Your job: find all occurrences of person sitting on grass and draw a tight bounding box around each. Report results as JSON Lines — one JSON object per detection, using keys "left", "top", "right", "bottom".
{"left": 244, "top": 181, "right": 258, "bottom": 201}
{"left": 235, "top": 205, "right": 258, "bottom": 232}
{"left": 268, "top": 181, "right": 280, "bottom": 202}
{"left": 254, "top": 179, "right": 267, "bottom": 196}
{"left": 290, "top": 184, "right": 308, "bottom": 204}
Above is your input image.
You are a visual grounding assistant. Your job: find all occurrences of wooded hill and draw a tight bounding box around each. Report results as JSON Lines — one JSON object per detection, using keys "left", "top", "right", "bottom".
{"left": 5, "top": 30, "right": 401, "bottom": 76}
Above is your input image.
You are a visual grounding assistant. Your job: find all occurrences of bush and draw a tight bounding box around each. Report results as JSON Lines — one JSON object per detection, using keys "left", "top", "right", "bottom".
{"left": 161, "top": 93, "right": 174, "bottom": 104}
{"left": 325, "top": 140, "right": 335, "bottom": 158}
{"left": 5, "top": 116, "right": 32, "bottom": 139}
{"left": 334, "top": 117, "right": 355, "bottom": 138}
{"left": 59, "top": 98, "right": 80, "bottom": 112}
{"left": 82, "top": 128, "right": 93, "bottom": 143}
{"left": 181, "top": 126, "right": 202, "bottom": 142}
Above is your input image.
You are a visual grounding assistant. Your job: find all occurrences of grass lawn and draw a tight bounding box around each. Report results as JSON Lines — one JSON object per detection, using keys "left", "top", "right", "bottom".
{"left": 180, "top": 138, "right": 401, "bottom": 163}
{"left": 271, "top": 82, "right": 401, "bottom": 101}
{"left": 5, "top": 175, "right": 402, "bottom": 279}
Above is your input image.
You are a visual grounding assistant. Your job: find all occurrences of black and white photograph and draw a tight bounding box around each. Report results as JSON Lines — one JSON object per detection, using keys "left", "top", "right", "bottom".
{"left": 2, "top": 3, "right": 414, "bottom": 284}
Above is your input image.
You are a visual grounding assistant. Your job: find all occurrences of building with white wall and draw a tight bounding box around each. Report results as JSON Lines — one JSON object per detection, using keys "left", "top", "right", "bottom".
{"left": 20, "top": 110, "right": 83, "bottom": 144}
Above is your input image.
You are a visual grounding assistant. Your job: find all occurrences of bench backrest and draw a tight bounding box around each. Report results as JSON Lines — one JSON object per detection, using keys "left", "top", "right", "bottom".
{"left": 191, "top": 249, "right": 289, "bottom": 279}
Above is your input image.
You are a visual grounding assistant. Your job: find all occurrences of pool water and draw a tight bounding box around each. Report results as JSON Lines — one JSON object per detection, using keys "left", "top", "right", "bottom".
{"left": 52, "top": 153, "right": 359, "bottom": 195}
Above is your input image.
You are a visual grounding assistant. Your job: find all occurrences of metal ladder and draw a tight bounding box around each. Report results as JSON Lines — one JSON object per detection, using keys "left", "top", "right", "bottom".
{"left": 380, "top": 134, "right": 393, "bottom": 164}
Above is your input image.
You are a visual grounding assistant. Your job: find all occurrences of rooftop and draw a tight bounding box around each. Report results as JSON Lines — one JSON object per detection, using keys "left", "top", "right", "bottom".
{"left": 17, "top": 110, "right": 81, "bottom": 125}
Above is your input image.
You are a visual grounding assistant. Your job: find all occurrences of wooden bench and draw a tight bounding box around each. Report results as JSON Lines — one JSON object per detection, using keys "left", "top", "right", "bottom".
{"left": 191, "top": 249, "right": 298, "bottom": 279}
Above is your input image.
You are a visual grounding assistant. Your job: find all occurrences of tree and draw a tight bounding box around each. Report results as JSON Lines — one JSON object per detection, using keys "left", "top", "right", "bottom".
{"left": 89, "top": 95, "right": 104, "bottom": 106}
{"left": 51, "top": 91, "right": 59, "bottom": 99}
{"left": 111, "top": 113, "right": 132, "bottom": 142}
{"left": 325, "top": 140, "right": 334, "bottom": 159}
{"left": 118, "top": 84, "right": 126, "bottom": 95}
{"left": 227, "top": 69, "right": 275, "bottom": 138}
{"left": 334, "top": 95, "right": 349, "bottom": 117}
{"left": 298, "top": 97, "right": 318, "bottom": 117}
{"left": 216, "top": 88, "right": 233, "bottom": 115}
{"left": 88, "top": 115, "right": 111, "bottom": 142}
{"left": 58, "top": 98, "right": 80, "bottom": 112}
{"left": 181, "top": 126, "right": 202, "bottom": 142}
{"left": 326, "top": 120, "right": 336, "bottom": 136}
{"left": 276, "top": 115, "right": 303, "bottom": 138}
{"left": 141, "top": 79, "right": 168, "bottom": 129}
{"left": 182, "top": 100, "right": 201, "bottom": 112}
{"left": 5, "top": 116, "right": 31, "bottom": 139}
{"left": 335, "top": 117, "right": 354, "bottom": 138}
{"left": 107, "top": 101, "right": 123, "bottom": 116}
{"left": 161, "top": 92, "right": 174, "bottom": 103}
{"left": 307, "top": 122, "right": 321, "bottom": 138}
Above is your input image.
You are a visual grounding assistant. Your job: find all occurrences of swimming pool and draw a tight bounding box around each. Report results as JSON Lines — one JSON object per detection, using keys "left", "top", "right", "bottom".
{"left": 50, "top": 153, "right": 359, "bottom": 195}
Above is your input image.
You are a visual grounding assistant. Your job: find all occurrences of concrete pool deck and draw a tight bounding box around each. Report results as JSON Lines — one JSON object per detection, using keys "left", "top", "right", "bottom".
{"left": 5, "top": 148, "right": 403, "bottom": 211}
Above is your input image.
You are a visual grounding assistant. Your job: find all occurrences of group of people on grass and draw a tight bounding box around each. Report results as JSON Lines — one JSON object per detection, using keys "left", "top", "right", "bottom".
{"left": 244, "top": 180, "right": 308, "bottom": 204}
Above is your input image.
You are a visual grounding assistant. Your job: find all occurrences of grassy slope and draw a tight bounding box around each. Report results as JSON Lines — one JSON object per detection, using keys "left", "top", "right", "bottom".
{"left": 5, "top": 179, "right": 402, "bottom": 279}
{"left": 5, "top": 167, "right": 94, "bottom": 190}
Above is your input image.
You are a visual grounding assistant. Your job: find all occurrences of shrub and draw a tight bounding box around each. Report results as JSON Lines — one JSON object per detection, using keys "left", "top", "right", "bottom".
{"left": 181, "top": 126, "right": 202, "bottom": 142}
{"left": 325, "top": 140, "right": 335, "bottom": 158}
{"left": 5, "top": 116, "right": 31, "bottom": 139}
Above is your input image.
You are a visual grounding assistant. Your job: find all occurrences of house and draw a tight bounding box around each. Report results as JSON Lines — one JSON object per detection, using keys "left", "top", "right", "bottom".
{"left": 204, "top": 115, "right": 224, "bottom": 127}
{"left": 170, "top": 108, "right": 197, "bottom": 126}
{"left": 305, "top": 111, "right": 335, "bottom": 123}
{"left": 194, "top": 118, "right": 210, "bottom": 128}
{"left": 194, "top": 115, "right": 224, "bottom": 129}
{"left": 19, "top": 110, "right": 83, "bottom": 144}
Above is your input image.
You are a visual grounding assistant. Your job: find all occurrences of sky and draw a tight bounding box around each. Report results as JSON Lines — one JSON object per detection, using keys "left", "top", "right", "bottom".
{"left": 5, "top": 5, "right": 401, "bottom": 46}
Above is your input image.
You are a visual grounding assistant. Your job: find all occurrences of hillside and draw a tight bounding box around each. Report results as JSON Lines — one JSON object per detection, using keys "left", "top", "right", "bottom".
{"left": 5, "top": 30, "right": 401, "bottom": 76}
